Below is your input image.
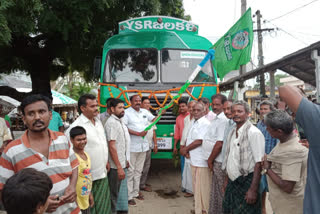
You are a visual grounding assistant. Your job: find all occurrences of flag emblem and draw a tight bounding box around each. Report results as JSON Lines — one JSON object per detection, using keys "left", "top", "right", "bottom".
{"left": 232, "top": 30, "right": 249, "bottom": 50}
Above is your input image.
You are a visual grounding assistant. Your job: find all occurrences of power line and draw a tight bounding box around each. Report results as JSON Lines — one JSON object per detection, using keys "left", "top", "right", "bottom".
{"left": 278, "top": 28, "right": 309, "bottom": 45}
{"left": 263, "top": 19, "right": 309, "bottom": 45}
{"left": 288, "top": 31, "right": 320, "bottom": 37}
{"left": 269, "top": 0, "right": 319, "bottom": 22}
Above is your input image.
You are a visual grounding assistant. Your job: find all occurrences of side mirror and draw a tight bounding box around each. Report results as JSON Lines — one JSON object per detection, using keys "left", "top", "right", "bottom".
{"left": 93, "top": 57, "right": 101, "bottom": 80}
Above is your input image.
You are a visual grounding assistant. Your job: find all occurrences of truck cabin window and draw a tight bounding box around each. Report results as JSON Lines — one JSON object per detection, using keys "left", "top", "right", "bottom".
{"left": 161, "top": 49, "right": 215, "bottom": 83}
{"left": 104, "top": 49, "right": 158, "bottom": 83}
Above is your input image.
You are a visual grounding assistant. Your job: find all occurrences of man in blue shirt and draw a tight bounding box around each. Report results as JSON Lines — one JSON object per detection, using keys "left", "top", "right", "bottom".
{"left": 48, "top": 110, "right": 64, "bottom": 132}
{"left": 279, "top": 85, "right": 318, "bottom": 214}
{"left": 47, "top": 98, "right": 64, "bottom": 132}
{"left": 257, "top": 100, "right": 278, "bottom": 214}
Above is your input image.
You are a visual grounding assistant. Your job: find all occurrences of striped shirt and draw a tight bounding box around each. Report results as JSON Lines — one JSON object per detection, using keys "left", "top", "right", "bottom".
{"left": 257, "top": 120, "right": 278, "bottom": 154}
{"left": 0, "top": 130, "right": 80, "bottom": 214}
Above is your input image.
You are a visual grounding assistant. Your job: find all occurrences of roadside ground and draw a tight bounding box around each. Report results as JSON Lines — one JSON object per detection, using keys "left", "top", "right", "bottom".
{"left": 129, "top": 159, "right": 273, "bottom": 214}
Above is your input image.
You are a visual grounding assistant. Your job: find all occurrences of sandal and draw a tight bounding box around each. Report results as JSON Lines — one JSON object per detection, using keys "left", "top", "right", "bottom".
{"left": 184, "top": 193, "right": 194, "bottom": 197}
{"left": 134, "top": 195, "right": 144, "bottom": 201}
{"left": 128, "top": 199, "right": 137, "bottom": 206}
{"left": 140, "top": 186, "right": 152, "bottom": 192}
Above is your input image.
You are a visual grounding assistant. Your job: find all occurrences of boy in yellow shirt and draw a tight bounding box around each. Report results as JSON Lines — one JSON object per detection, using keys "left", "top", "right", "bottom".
{"left": 70, "top": 126, "right": 94, "bottom": 214}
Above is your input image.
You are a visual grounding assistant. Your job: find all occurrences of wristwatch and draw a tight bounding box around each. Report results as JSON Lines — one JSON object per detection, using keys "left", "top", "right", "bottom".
{"left": 261, "top": 168, "right": 269, "bottom": 175}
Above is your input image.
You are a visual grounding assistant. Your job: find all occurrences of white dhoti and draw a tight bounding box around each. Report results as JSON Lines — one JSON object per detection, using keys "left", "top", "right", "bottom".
{"left": 182, "top": 158, "right": 193, "bottom": 193}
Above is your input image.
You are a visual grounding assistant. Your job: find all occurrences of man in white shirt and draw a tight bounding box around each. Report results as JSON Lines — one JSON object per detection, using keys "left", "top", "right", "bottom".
{"left": 99, "top": 97, "right": 115, "bottom": 126}
{"left": 220, "top": 100, "right": 235, "bottom": 163}
{"left": 222, "top": 101, "right": 265, "bottom": 214}
{"left": 198, "top": 97, "right": 216, "bottom": 121}
{"left": 66, "top": 94, "right": 111, "bottom": 214}
{"left": 0, "top": 104, "right": 12, "bottom": 154}
{"left": 181, "top": 102, "right": 211, "bottom": 214}
{"left": 123, "top": 95, "right": 155, "bottom": 206}
{"left": 0, "top": 117, "right": 11, "bottom": 154}
{"left": 140, "top": 97, "right": 157, "bottom": 193}
{"left": 180, "top": 100, "right": 196, "bottom": 197}
{"left": 105, "top": 98, "right": 131, "bottom": 214}
{"left": 204, "top": 94, "right": 228, "bottom": 214}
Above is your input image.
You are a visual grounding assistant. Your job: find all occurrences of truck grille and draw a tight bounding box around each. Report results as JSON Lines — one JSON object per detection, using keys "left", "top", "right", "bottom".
{"left": 149, "top": 96, "right": 177, "bottom": 124}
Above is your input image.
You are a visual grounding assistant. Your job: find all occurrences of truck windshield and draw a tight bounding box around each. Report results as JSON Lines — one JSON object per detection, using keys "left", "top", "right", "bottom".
{"left": 161, "top": 49, "right": 215, "bottom": 83}
{"left": 104, "top": 48, "right": 158, "bottom": 83}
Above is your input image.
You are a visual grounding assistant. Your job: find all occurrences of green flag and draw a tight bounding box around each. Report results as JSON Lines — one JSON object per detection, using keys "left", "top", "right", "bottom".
{"left": 212, "top": 8, "right": 253, "bottom": 80}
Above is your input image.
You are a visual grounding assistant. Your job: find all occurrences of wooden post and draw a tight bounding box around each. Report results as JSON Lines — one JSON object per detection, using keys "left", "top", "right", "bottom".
{"left": 270, "top": 70, "right": 275, "bottom": 98}
{"left": 311, "top": 50, "right": 320, "bottom": 102}
{"left": 256, "top": 10, "right": 266, "bottom": 97}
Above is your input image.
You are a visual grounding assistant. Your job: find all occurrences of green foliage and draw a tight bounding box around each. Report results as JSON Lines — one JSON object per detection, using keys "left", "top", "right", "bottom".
{"left": 254, "top": 73, "right": 289, "bottom": 89}
{"left": 159, "top": 0, "right": 187, "bottom": 20}
{"left": 0, "top": 0, "right": 13, "bottom": 45}
{"left": 172, "top": 102, "right": 179, "bottom": 116}
{"left": 65, "top": 81, "right": 96, "bottom": 101}
{"left": 0, "top": 0, "right": 188, "bottom": 97}
{"left": 172, "top": 152, "right": 180, "bottom": 168}
{"left": 266, "top": 74, "right": 289, "bottom": 87}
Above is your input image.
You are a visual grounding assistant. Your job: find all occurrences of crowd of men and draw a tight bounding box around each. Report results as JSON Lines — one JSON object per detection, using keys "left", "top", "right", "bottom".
{"left": 174, "top": 86, "right": 316, "bottom": 214}
{"left": 0, "top": 84, "right": 319, "bottom": 214}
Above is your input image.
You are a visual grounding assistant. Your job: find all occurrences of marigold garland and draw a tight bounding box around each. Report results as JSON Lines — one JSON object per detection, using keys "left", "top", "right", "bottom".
{"left": 98, "top": 83, "right": 219, "bottom": 110}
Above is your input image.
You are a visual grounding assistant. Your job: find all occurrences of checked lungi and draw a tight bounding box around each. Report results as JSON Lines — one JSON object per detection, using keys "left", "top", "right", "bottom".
{"left": 223, "top": 173, "right": 261, "bottom": 214}
{"left": 90, "top": 177, "right": 112, "bottom": 214}
{"left": 116, "top": 169, "right": 129, "bottom": 212}
{"left": 208, "top": 161, "right": 225, "bottom": 214}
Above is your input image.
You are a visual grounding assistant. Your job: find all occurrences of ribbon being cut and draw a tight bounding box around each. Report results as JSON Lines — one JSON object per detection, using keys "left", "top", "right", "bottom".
{"left": 144, "top": 49, "right": 216, "bottom": 132}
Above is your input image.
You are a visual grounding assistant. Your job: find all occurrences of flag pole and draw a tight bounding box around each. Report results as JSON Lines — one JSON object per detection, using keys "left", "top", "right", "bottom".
{"left": 144, "top": 49, "right": 216, "bottom": 131}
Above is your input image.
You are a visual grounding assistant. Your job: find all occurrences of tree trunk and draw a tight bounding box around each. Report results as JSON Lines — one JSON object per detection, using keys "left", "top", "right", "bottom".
{"left": 0, "top": 59, "right": 52, "bottom": 102}
{"left": 29, "top": 60, "right": 52, "bottom": 99}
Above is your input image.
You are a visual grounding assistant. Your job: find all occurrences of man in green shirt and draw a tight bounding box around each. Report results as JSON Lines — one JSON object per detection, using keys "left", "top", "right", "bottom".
{"left": 48, "top": 110, "right": 64, "bottom": 132}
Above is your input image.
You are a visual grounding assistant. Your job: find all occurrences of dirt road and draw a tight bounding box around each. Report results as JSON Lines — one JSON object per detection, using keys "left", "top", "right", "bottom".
{"left": 129, "top": 159, "right": 194, "bottom": 214}
{"left": 129, "top": 159, "right": 273, "bottom": 214}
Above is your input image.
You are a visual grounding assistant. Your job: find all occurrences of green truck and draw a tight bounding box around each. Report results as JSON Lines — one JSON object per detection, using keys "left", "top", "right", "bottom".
{"left": 94, "top": 16, "right": 218, "bottom": 159}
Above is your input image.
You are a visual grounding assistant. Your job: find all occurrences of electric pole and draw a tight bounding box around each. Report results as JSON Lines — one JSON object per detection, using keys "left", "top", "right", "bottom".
{"left": 241, "top": 0, "right": 247, "bottom": 15}
{"left": 239, "top": 0, "right": 247, "bottom": 76}
{"left": 256, "top": 10, "right": 266, "bottom": 97}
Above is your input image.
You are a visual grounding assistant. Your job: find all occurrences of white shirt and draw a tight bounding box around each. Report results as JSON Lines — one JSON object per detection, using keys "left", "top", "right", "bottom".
{"left": 145, "top": 124, "right": 157, "bottom": 148}
{"left": 0, "top": 118, "right": 11, "bottom": 148}
{"left": 221, "top": 119, "right": 236, "bottom": 163}
{"left": 181, "top": 115, "right": 194, "bottom": 146}
{"left": 205, "top": 111, "right": 216, "bottom": 122}
{"left": 186, "top": 116, "right": 211, "bottom": 167}
{"left": 98, "top": 111, "right": 109, "bottom": 121}
{"left": 202, "top": 112, "right": 228, "bottom": 162}
{"left": 226, "top": 124, "right": 265, "bottom": 181}
{"left": 123, "top": 107, "right": 155, "bottom": 152}
{"left": 65, "top": 114, "right": 109, "bottom": 181}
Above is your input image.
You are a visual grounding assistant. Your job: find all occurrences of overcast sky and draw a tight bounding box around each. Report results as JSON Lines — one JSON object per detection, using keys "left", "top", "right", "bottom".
{"left": 183, "top": 0, "right": 320, "bottom": 69}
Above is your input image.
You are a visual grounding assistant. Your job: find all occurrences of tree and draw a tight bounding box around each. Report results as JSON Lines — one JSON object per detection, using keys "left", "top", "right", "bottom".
{"left": 0, "top": 0, "right": 187, "bottom": 101}
{"left": 65, "top": 81, "right": 96, "bottom": 101}
{"left": 266, "top": 73, "right": 288, "bottom": 87}
{"left": 253, "top": 73, "right": 289, "bottom": 89}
